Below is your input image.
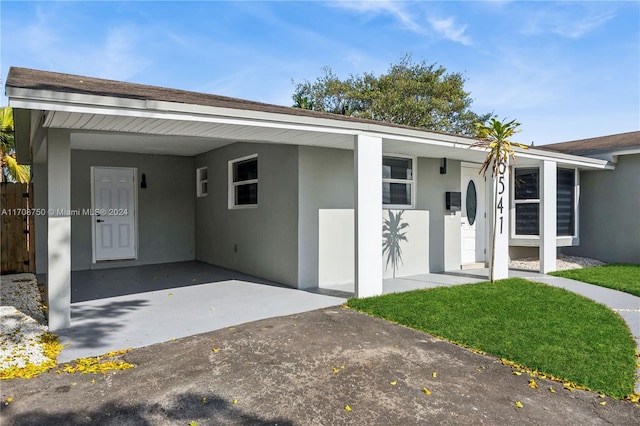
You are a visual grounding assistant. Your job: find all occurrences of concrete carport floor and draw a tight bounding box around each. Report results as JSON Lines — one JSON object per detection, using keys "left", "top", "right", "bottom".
{"left": 51, "top": 261, "right": 346, "bottom": 362}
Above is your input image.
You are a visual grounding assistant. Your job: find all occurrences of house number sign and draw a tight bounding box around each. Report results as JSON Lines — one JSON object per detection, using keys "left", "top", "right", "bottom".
{"left": 496, "top": 161, "right": 506, "bottom": 234}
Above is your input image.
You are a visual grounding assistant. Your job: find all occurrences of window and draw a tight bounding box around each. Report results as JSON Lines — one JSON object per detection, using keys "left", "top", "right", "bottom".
{"left": 382, "top": 156, "right": 415, "bottom": 208}
{"left": 514, "top": 168, "right": 539, "bottom": 235}
{"left": 556, "top": 168, "right": 576, "bottom": 236}
{"left": 229, "top": 154, "right": 258, "bottom": 208}
{"left": 513, "top": 167, "right": 577, "bottom": 237}
{"left": 196, "top": 167, "right": 208, "bottom": 197}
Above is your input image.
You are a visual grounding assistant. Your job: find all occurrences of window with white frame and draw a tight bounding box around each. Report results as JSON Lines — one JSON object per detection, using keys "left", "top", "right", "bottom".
{"left": 514, "top": 168, "right": 539, "bottom": 235}
{"left": 196, "top": 167, "right": 208, "bottom": 197}
{"left": 513, "top": 167, "right": 577, "bottom": 237}
{"left": 382, "top": 156, "right": 415, "bottom": 208}
{"left": 229, "top": 154, "right": 258, "bottom": 208}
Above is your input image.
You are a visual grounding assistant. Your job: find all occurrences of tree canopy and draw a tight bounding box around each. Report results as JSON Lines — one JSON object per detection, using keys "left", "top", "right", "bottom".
{"left": 1, "top": 106, "right": 30, "bottom": 183}
{"left": 292, "top": 55, "right": 491, "bottom": 136}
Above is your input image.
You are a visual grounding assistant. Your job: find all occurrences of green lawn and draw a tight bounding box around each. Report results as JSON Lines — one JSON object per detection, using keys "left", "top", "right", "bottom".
{"left": 347, "top": 278, "right": 636, "bottom": 398}
{"left": 550, "top": 264, "right": 640, "bottom": 297}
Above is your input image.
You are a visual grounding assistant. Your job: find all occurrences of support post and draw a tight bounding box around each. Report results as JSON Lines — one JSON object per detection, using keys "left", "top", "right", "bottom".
{"left": 540, "top": 160, "right": 557, "bottom": 273}
{"left": 491, "top": 160, "right": 510, "bottom": 280}
{"left": 354, "top": 134, "right": 383, "bottom": 297}
{"left": 47, "top": 129, "right": 71, "bottom": 330}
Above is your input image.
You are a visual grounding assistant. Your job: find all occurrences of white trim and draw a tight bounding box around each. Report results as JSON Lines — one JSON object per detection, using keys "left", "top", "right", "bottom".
{"left": 7, "top": 89, "right": 610, "bottom": 171}
{"left": 228, "top": 154, "right": 258, "bottom": 209}
{"left": 196, "top": 166, "right": 208, "bottom": 197}
{"left": 382, "top": 153, "right": 416, "bottom": 209}
{"left": 90, "top": 166, "right": 139, "bottom": 263}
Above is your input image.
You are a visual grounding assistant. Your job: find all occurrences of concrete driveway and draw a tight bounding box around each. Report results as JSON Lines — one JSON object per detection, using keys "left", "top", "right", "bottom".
{"left": 56, "top": 262, "right": 345, "bottom": 362}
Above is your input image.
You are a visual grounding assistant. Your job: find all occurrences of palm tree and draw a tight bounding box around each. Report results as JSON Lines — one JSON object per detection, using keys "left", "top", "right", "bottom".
{"left": 382, "top": 210, "right": 409, "bottom": 278}
{"left": 1, "top": 106, "right": 30, "bottom": 183}
{"left": 472, "top": 118, "right": 527, "bottom": 282}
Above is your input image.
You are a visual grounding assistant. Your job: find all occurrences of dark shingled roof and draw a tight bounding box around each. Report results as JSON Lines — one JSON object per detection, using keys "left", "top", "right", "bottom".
{"left": 5, "top": 66, "right": 474, "bottom": 140}
{"left": 540, "top": 131, "right": 640, "bottom": 155}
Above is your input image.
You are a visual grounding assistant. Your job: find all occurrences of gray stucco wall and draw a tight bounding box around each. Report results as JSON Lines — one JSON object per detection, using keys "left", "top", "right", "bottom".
{"left": 70, "top": 150, "right": 196, "bottom": 270}
{"left": 416, "top": 158, "right": 462, "bottom": 272}
{"left": 297, "top": 149, "right": 463, "bottom": 282}
{"left": 195, "top": 142, "right": 300, "bottom": 286}
{"left": 297, "top": 146, "right": 354, "bottom": 288}
{"left": 563, "top": 154, "right": 640, "bottom": 263}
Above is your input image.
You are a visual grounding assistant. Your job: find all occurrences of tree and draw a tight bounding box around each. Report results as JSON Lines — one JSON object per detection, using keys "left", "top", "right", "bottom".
{"left": 1, "top": 106, "right": 30, "bottom": 183}
{"left": 292, "top": 55, "right": 491, "bottom": 136}
{"left": 473, "top": 117, "right": 528, "bottom": 282}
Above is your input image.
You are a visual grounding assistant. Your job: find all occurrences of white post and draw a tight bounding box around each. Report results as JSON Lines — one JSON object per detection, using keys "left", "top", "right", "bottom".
{"left": 354, "top": 134, "right": 383, "bottom": 297}
{"left": 47, "top": 129, "right": 71, "bottom": 331}
{"left": 491, "top": 160, "right": 510, "bottom": 280}
{"left": 540, "top": 160, "right": 557, "bottom": 273}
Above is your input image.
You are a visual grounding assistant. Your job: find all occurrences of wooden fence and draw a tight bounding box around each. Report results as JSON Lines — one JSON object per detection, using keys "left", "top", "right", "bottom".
{"left": 1, "top": 182, "right": 35, "bottom": 274}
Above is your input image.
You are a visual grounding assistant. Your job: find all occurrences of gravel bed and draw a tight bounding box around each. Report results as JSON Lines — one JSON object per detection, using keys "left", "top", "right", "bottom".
{"left": 0, "top": 274, "right": 50, "bottom": 370}
{"left": 509, "top": 254, "right": 606, "bottom": 271}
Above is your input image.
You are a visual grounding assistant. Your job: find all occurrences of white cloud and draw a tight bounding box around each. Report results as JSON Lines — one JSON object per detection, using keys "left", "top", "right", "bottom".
{"left": 332, "top": 0, "right": 425, "bottom": 34}
{"left": 522, "top": 4, "right": 617, "bottom": 39}
{"left": 428, "top": 16, "right": 472, "bottom": 45}
{"left": 8, "top": 5, "right": 150, "bottom": 82}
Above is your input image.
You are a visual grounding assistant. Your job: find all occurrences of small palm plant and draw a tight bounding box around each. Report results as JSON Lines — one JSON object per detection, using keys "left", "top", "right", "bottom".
{"left": 473, "top": 118, "right": 528, "bottom": 282}
{"left": 382, "top": 210, "right": 409, "bottom": 278}
{"left": 1, "top": 106, "right": 30, "bottom": 183}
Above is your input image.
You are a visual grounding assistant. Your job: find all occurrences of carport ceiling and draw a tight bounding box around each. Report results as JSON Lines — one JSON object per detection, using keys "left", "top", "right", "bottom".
{"left": 54, "top": 110, "right": 489, "bottom": 162}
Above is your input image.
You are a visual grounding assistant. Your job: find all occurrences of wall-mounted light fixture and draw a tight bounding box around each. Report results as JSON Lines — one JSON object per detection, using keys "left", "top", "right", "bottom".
{"left": 140, "top": 173, "right": 147, "bottom": 189}
{"left": 440, "top": 158, "right": 447, "bottom": 174}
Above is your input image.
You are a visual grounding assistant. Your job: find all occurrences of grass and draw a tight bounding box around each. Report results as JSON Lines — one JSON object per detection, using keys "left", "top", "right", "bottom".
{"left": 550, "top": 264, "right": 640, "bottom": 297}
{"left": 347, "top": 278, "right": 637, "bottom": 398}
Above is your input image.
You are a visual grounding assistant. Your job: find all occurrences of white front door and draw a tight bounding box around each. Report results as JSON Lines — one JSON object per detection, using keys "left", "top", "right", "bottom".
{"left": 93, "top": 167, "right": 136, "bottom": 261}
{"left": 461, "top": 165, "right": 486, "bottom": 265}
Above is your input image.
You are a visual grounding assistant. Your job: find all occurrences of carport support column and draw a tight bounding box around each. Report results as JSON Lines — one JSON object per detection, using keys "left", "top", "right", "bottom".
{"left": 491, "top": 160, "right": 510, "bottom": 280}
{"left": 354, "top": 134, "right": 383, "bottom": 298}
{"left": 540, "top": 160, "right": 557, "bottom": 273}
{"left": 47, "top": 129, "right": 71, "bottom": 331}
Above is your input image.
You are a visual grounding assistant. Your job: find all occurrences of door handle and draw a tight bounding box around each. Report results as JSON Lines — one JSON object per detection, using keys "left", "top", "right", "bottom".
{"left": 97, "top": 219, "right": 104, "bottom": 223}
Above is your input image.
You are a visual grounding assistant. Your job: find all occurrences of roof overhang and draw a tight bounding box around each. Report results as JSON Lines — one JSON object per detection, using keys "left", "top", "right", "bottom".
{"left": 6, "top": 85, "right": 611, "bottom": 171}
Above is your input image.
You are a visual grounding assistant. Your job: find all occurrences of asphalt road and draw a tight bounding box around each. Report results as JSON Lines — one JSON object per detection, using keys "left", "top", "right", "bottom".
{"left": 1, "top": 307, "right": 638, "bottom": 425}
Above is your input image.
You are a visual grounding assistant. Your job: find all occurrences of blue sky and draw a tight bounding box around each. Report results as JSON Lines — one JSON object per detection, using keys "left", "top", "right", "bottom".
{"left": 1, "top": 0, "right": 638, "bottom": 145}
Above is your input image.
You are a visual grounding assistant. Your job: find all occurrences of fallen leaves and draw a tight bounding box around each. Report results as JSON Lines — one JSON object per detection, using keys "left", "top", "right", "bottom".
{"left": 528, "top": 379, "right": 539, "bottom": 389}
{"left": 59, "top": 349, "right": 134, "bottom": 375}
{"left": 515, "top": 401, "right": 524, "bottom": 409}
{"left": 0, "top": 333, "right": 63, "bottom": 380}
{"left": 389, "top": 381, "right": 397, "bottom": 386}
{"left": 422, "top": 387, "right": 432, "bottom": 395}
{"left": 344, "top": 404, "right": 352, "bottom": 412}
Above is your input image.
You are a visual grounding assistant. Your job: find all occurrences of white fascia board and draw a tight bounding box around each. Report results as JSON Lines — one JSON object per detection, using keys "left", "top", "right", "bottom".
{"left": 514, "top": 149, "right": 611, "bottom": 170}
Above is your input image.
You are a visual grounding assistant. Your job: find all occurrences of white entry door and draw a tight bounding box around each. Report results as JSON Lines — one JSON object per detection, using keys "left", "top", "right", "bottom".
{"left": 93, "top": 167, "right": 136, "bottom": 261}
{"left": 461, "top": 165, "right": 486, "bottom": 265}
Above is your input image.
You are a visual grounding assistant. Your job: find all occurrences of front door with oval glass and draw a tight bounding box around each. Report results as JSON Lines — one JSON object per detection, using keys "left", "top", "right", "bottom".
{"left": 461, "top": 165, "right": 486, "bottom": 265}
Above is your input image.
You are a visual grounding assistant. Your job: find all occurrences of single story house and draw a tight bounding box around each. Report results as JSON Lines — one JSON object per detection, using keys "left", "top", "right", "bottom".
{"left": 4, "top": 67, "right": 610, "bottom": 330}
{"left": 542, "top": 132, "right": 640, "bottom": 264}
